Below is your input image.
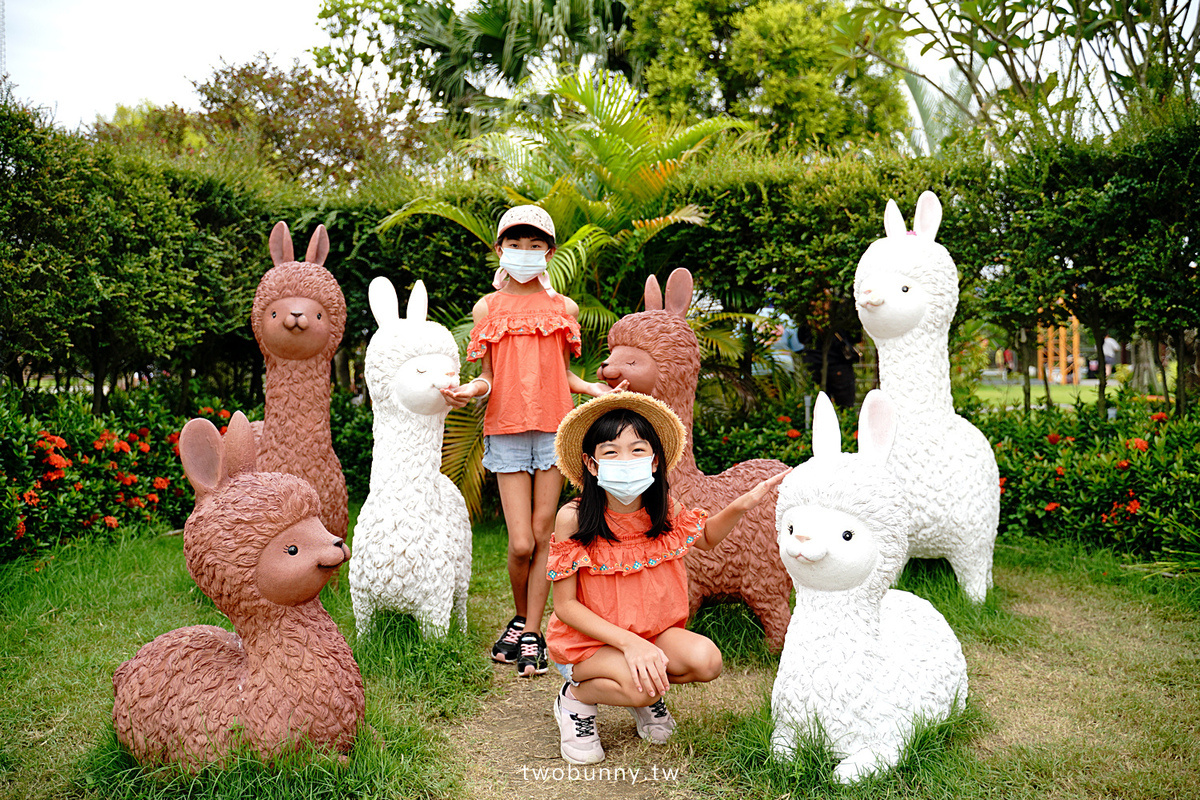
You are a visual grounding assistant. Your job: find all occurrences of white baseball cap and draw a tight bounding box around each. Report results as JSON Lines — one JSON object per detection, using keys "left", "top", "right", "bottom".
{"left": 495, "top": 205, "right": 556, "bottom": 243}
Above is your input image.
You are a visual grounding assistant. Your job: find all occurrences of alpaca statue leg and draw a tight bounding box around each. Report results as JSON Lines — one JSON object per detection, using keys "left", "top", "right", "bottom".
{"left": 835, "top": 742, "right": 902, "bottom": 784}
{"left": 352, "top": 586, "right": 374, "bottom": 639}
{"left": 745, "top": 588, "right": 792, "bottom": 653}
{"left": 947, "top": 546, "right": 993, "bottom": 603}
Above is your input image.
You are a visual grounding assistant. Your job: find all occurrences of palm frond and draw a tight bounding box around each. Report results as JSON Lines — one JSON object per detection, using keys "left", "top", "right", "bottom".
{"left": 571, "top": 291, "right": 621, "bottom": 334}
{"left": 442, "top": 401, "right": 488, "bottom": 518}
{"left": 614, "top": 204, "right": 708, "bottom": 251}
{"left": 547, "top": 223, "right": 613, "bottom": 290}
{"left": 377, "top": 198, "right": 495, "bottom": 248}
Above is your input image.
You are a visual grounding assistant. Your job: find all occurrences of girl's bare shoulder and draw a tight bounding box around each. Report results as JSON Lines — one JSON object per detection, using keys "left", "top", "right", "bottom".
{"left": 553, "top": 500, "right": 580, "bottom": 541}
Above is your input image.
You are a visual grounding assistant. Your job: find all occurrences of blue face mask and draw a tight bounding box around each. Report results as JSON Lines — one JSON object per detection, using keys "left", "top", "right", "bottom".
{"left": 594, "top": 455, "right": 656, "bottom": 505}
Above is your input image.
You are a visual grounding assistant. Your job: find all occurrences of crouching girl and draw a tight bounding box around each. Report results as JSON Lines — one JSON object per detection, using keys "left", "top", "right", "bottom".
{"left": 546, "top": 391, "right": 788, "bottom": 764}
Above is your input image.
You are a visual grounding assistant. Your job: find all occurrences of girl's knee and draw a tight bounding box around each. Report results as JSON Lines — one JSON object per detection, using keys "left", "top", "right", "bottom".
{"left": 696, "top": 646, "right": 723, "bottom": 682}
{"left": 507, "top": 534, "right": 535, "bottom": 560}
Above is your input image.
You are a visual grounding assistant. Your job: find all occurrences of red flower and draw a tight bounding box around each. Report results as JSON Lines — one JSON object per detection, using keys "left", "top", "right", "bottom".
{"left": 1046, "top": 433, "right": 1061, "bottom": 444}
{"left": 73, "top": 482, "right": 82, "bottom": 491}
{"left": 172, "top": 444, "right": 180, "bottom": 456}
{"left": 153, "top": 477, "right": 170, "bottom": 490}
{"left": 46, "top": 453, "right": 70, "bottom": 469}
{"left": 1127, "top": 438, "right": 1149, "bottom": 452}
{"left": 81, "top": 456, "right": 90, "bottom": 465}
{"left": 107, "top": 460, "right": 118, "bottom": 470}
{"left": 199, "top": 406, "right": 214, "bottom": 415}
{"left": 1055, "top": 466, "right": 1065, "bottom": 476}
{"left": 138, "top": 427, "right": 150, "bottom": 437}
{"left": 721, "top": 435, "right": 729, "bottom": 444}
{"left": 1044, "top": 502, "right": 1060, "bottom": 512}
{"left": 21, "top": 490, "right": 38, "bottom": 506}
{"left": 1127, "top": 499, "right": 1141, "bottom": 514}
{"left": 146, "top": 493, "right": 159, "bottom": 504}
{"left": 1151, "top": 412, "right": 1168, "bottom": 423}
{"left": 218, "top": 409, "right": 231, "bottom": 419}
{"left": 167, "top": 432, "right": 180, "bottom": 444}
{"left": 1116, "top": 459, "right": 1130, "bottom": 470}
{"left": 93, "top": 440, "right": 104, "bottom": 450}
{"left": 127, "top": 432, "right": 139, "bottom": 442}
{"left": 219, "top": 426, "right": 228, "bottom": 435}
{"left": 130, "top": 497, "right": 146, "bottom": 509}
{"left": 1066, "top": 436, "right": 1075, "bottom": 442}
{"left": 786, "top": 429, "right": 801, "bottom": 439}
{"left": 103, "top": 516, "right": 119, "bottom": 529}
{"left": 14, "top": 518, "right": 25, "bottom": 539}
{"left": 138, "top": 442, "right": 150, "bottom": 453}
{"left": 777, "top": 415, "right": 792, "bottom": 423}
{"left": 113, "top": 441, "right": 131, "bottom": 454}
{"left": 43, "top": 470, "right": 65, "bottom": 482}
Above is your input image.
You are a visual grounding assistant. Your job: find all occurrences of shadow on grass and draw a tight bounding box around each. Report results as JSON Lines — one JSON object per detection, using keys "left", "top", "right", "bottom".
{"left": 688, "top": 599, "right": 779, "bottom": 667}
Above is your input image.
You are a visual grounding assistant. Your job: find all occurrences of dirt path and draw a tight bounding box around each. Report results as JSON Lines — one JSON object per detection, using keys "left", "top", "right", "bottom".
{"left": 451, "top": 563, "right": 1200, "bottom": 799}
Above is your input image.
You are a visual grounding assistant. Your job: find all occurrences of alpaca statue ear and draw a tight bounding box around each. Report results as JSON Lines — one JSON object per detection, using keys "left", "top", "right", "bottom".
{"left": 810, "top": 392, "right": 842, "bottom": 459}
{"left": 883, "top": 199, "right": 907, "bottom": 239}
{"left": 222, "top": 412, "right": 257, "bottom": 479}
{"left": 180, "top": 417, "right": 224, "bottom": 497}
{"left": 644, "top": 274, "right": 664, "bottom": 311}
{"left": 857, "top": 389, "right": 897, "bottom": 465}
{"left": 912, "top": 191, "right": 943, "bottom": 241}
{"left": 269, "top": 221, "right": 294, "bottom": 265}
{"left": 305, "top": 224, "right": 330, "bottom": 266}
{"left": 406, "top": 279, "right": 429, "bottom": 322}
{"left": 369, "top": 276, "right": 400, "bottom": 329}
{"left": 664, "top": 268, "right": 693, "bottom": 318}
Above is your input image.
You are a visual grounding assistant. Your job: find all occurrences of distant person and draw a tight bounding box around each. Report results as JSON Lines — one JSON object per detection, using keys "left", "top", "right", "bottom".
{"left": 1103, "top": 335, "right": 1120, "bottom": 376}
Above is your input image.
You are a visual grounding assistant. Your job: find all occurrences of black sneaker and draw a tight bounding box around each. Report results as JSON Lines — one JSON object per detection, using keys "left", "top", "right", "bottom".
{"left": 492, "top": 616, "right": 525, "bottom": 663}
{"left": 516, "top": 631, "right": 548, "bottom": 677}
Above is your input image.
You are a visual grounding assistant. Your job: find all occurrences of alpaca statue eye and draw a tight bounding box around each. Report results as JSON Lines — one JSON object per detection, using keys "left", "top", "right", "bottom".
{"left": 901, "top": 286, "right": 909, "bottom": 292}
{"left": 416, "top": 368, "right": 426, "bottom": 374}
{"left": 287, "top": 545, "right": 299, "bottom": 555}
{"left": 317, "top": 313, "right": 322, "bottom": 320}
{"left": 272, "top": 311, "right": 277, "bottom": 318}
{"left": 842, "top": 530, "right": 854, "bottom": 541}
{"left": 788, "top": 524, "right": 793, "bottom": 536}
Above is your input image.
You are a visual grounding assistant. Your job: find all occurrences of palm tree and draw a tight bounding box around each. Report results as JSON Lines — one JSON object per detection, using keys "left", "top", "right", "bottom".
{"left": 378, "top": 67, "right": 751, "bottom": 514}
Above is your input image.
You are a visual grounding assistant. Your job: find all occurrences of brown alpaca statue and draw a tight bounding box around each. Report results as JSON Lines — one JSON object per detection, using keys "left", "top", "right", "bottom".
{"left": 600, "top": 269, "right": 792, "bottom": 651}
{"left": 251, "top": 221, "right": 349, "bottom": 540}
{"left": 112, "top": 411, "right": 365, "bottom": 768}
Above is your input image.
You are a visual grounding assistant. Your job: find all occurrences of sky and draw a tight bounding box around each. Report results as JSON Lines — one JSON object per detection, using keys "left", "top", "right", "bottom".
{"left": 6, "top": 0, "right": 326, "bottom": 130}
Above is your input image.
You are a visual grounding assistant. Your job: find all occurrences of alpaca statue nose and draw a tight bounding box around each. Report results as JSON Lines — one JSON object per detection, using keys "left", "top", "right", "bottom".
{"left": 283, "top": 311, "right": 310, "bottom": 331}
{"left": 857, "top": 289, "right": 884, "bottom": 309}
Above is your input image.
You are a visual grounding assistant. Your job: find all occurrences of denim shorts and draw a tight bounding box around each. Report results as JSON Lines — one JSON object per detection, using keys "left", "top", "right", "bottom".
{"left": 481, "top": 431, "right": 559, "bottom": 475}
{"left": 555, "top": 661, "right": 578, "bottom": 686}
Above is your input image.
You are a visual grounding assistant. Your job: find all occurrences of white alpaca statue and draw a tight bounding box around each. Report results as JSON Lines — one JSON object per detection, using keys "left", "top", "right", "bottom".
{"left": 350, "top": 277, "right": 472, "bottom": 638}
{"left": 772, "top": 391, "right": 968, "bottom": 784}
{"left": 853, "top": 190, "right": 999, "bottom": 602}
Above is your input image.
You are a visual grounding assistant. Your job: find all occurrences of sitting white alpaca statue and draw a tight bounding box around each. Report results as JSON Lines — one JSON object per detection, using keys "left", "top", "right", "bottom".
{"left": 350, "top": 276, "right": 472, "bottom": 638}
{"left": 772, "top": 391, "right": 968, "bottom": 784}
{"left": 854, "top": 190, "right": 999, "bottom": 602}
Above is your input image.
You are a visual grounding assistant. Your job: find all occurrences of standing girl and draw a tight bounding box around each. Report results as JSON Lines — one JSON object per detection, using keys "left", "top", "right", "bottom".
{"left": 546, "top": 391, "right": 789, "bottom": 764}
{"left": 442, "top": 205, "right": 617, "bottom": 677}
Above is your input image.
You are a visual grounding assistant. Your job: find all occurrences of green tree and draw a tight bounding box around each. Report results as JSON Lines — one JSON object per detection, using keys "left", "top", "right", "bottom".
{"left": 832, "top": 0, "right": 1200, "bottom": 152}
{"left": 0, "top": 90, "right": 92, "bottom": 395}
{"left": 315, "top": 0, "right": 631, "bottom": 129}
{"left": 628, "top": 0, "right": 909, "bottom": 145}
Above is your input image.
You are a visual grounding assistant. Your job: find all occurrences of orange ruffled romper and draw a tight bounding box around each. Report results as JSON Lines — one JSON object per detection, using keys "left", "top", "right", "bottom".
{"left": 545, "top": 504, "right": 708, "bottom": 667}
{"left": 467, "top": 290, "right": 582, "bottom": 436}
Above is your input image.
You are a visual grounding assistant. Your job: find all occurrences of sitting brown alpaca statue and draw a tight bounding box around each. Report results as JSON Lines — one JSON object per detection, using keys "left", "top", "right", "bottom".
{"left": 111, "top": 411, "right": 365, "bottom": 768}
{"left": 600, "top": 269, "right": 792, "bottom": 651}
{"left": 251, "top": 221, "right": 349, "bottom": 540}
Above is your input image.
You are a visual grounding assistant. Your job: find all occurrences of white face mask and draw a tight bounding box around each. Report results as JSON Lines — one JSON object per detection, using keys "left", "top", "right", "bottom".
{"left": 499, "top": 248, "right": 548, "bottom": 284}
{"left": 593, "top": 455, "right": 656, "bottom": 505}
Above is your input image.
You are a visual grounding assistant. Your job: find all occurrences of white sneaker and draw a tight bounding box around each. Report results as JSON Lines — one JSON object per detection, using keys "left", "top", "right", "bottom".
{"left": 629, "top": 698, "right": 675, "bottom": 744}
{"left": 554, "top": 686, "right": 605, "bottom": 764}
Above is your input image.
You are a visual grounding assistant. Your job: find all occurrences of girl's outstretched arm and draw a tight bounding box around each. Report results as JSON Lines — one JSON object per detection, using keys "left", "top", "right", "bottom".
{"left": 442, "top": 297, "right": 495, "bottom": 408}
{"left": 693, "top": 468, "right": 792, "bottom": 551}
{"left": 550, "top": 505, "right": 672, "bottom": 697}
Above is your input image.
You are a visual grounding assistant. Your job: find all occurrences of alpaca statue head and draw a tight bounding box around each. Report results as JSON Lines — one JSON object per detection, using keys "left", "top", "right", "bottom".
{"left": 252, "top": 222, "right": 347, "bottom": 365}
{"left": 180, "top": 411, "right": 349, "bottom": 616}
{"left": 775, "top": 391, "right": 910, "bottom": 602}
{"left": 854, "top": 191, "right": 959, "bottom": 342}
{"left": 365, "top": 276, "right": 460, "bottom": 417}
{"left": 603, "top": 269, "right": 700, "bottom": 425}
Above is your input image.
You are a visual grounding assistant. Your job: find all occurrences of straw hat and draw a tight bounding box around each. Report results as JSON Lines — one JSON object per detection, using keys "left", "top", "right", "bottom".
{"left": 555, "top": 392, "right": 687, "bottom": 488}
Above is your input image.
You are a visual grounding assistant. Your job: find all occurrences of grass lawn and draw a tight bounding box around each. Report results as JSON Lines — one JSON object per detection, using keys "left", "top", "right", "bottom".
{"left": 0, "top": 512, "right": 1197, "bottom": 799}
{"left": 973, "top": 381, "right": 1101, "bottom": 409}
